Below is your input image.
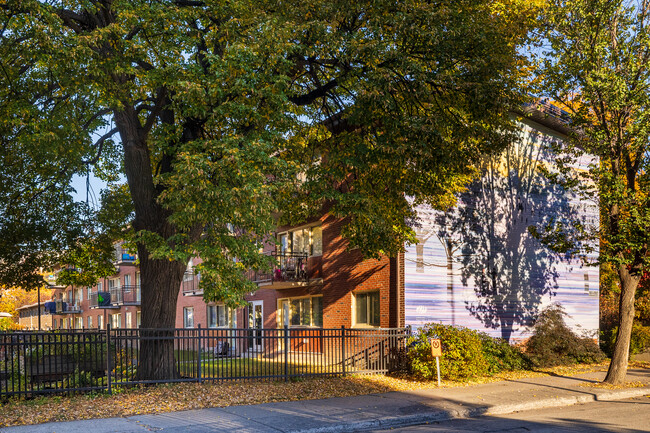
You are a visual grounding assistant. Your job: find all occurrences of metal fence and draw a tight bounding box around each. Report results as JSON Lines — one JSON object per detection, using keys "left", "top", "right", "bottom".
{"left": 1, "top": 326, "right": 409, "bottom": 398}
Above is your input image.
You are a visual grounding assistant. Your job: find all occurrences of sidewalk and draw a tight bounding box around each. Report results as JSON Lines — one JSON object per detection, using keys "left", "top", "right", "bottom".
{"left": 2, "top": 369, "right": 649, "bottom": 433}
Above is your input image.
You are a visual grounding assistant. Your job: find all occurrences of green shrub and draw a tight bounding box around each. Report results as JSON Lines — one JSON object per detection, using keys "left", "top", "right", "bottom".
{"left": 602, "top": 324, "right": 650, "bottom": 358}
{"left": 525, "top": 304, "right": 605, "bottom": 367}
{"left": 480, "top": 334, "right": 531, "bottom": 373}
{"left": 407, "top": 323, "right": 528, "bottom": 381}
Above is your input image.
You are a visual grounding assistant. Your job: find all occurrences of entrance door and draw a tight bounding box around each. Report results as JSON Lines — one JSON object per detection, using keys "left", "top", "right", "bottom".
{"left": 248, "top": 301, "right": 263, "bottom": 352}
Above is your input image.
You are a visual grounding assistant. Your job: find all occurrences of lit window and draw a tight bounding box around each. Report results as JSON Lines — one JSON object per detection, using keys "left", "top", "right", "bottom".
{"left": 207, "top": 305, "right": 231, "bottom": 328}
{"left": 280, "top": 296, "right": 323, "bottom": 327}
{"left": 184, "top": 307, "right": 194, "bottom": 328}
{"left": 277, "top": 225, "right": 323, "bottom": 256}
{"left": 356, "top": 292, "right": 380, "bottom": 327}
{"left": 111, "top": 313, "right": 121, "bottom": 329}
{"left": 312, "top": 226, "right": 323, "bottom": 256}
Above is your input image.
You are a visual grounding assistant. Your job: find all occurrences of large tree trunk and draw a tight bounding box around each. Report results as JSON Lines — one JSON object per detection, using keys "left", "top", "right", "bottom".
{"left": 115, "top": 108, "right": 189, "bottom": 380}
{"left": 136, "top": 250, "right": 186, "bottom": 380}
{"left": 604, "top": 265, "right": 641, "bottom": 384}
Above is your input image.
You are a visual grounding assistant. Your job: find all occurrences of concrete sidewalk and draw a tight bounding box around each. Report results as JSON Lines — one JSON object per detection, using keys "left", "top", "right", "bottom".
{"left": 2, "top": 369, "right": 649, "bottom": 433}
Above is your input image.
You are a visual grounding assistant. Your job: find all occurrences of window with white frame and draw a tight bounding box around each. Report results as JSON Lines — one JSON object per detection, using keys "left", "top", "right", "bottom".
{"left": 75, "top": 317, "right": 82, "bottom": 329}
{"left": 97, "top": 315, "right": 103, "bottom": 330}
{"left": 276, "top": 225, "right": 323, "bottom": 257}
{"left": 87, "top": 286, "right": 92, "bottom": 299}
{"left": 183, "top": 307, "right": 194, "bottom": 328}
{"left": 137, "top": 311, "right": 141, "bottom": 327}
{"left": 111, "top": 313, "right": 121, "bottom": 329}
{"left": 87, "top": 316, "right": 93, "bottom": 329}
{"left": 207, "top": 305, "right": 232, "bottom": 328}
{"left": 278, "top": 296, "right": 322, "bottom": 327}
{"left": 125, "top": 312, "right": 132, "bottom": 328}
{"left": 355, "top": 292, "right": 380, "bottom": 327}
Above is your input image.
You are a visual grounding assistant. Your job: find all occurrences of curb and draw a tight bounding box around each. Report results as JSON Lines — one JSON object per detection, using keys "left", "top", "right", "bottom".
{"left": 290, "top": 387, "right": 650, "bottom": 433}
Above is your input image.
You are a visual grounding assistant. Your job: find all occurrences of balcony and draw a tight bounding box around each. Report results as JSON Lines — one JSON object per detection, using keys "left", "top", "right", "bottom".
{"left": 114, "top": 245, "right": 137, "bottom": 265}
{"left": 110, "top": 285, "right": 141, "bottom": 305}
{"left": 181, "top": 271, "right": 202, "bottom": 296}
{"left": 89, "top": 291, "right": 118, "bottom": 309}
{"left": 247, "top": 252, "right": 318, "bottom": 289}
{"left": 55, "top": 301, "right": 81, "bottom": 314}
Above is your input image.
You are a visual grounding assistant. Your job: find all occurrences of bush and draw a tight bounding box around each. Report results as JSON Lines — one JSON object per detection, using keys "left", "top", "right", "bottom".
{"left": 407, "top": 323, "right": 529, "bottom": 381}
{"left": 602, "top": 324, "right": 650, "bottom": 358}
{"left": 525, "top": 304, "right": 605, "bottom": 367}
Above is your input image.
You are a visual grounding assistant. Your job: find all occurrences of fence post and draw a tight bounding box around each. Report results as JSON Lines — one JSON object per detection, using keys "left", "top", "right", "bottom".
{"left": 340, "top": 325, "right": 346, "bottom": 376}
{"left": 106, "top": 322, "right": 112, "bottom": 394}
{"left": 284, "top": 324, "right": 289, "bottom": 382}
{"left": 197, "top": 324, "right": 202, "bottom": 384}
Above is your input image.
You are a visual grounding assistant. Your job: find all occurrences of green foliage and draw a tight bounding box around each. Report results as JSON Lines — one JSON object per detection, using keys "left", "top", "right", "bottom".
{"left": 68, "top": 368, "right": 95, "bottom": 388}
{"left": 603, "top": 324, "right": 650, "bottom": 358}
{"left": 525, "top": 304, "right": 605, "bottom": 367}
{"left": 0, "top": 0, "right": 537, "bottom": 302}
{"left": 536, "top": 0, "right": 650, "bottom": 382}
{"left": 407, "top": 323, "right": 529, "bottom": 381}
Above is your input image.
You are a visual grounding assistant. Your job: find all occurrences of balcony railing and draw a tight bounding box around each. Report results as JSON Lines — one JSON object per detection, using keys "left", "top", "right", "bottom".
{"left": 247, "top": 252, "right": 309, "bottom": 286}
{"left": 110, "top": 285, "right": 141, "bottom": 305}
{"left": 182, "top": 271, "right": 202, "bottom": 296}
{"left": 114, "top": 246, "right": 137, "bottom": 264}
{"left": 55, "top": 301, "right": 81, "bottom": 314}
{"left": 89, "top": 291, "right": 117, "bottom": 309}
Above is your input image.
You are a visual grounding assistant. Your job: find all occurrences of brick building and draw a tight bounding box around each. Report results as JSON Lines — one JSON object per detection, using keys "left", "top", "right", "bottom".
{"left": 46, "top": 215, "right": 401, "bottom": 337}
{"left": 44, "top": 105, "right": 598, "bottom": 345}
{"left": 16, "top": 303, "right": 53, "bottom": 330}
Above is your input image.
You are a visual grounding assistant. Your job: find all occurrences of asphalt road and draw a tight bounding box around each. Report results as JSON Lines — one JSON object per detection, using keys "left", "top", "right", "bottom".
{"left": 370, "top": 396, "right": 650, "bottom": 433}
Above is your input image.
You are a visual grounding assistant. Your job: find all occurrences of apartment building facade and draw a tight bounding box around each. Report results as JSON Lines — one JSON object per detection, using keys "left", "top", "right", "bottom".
{"left": 42, "top": 105, "right": 598, "bottom": 346}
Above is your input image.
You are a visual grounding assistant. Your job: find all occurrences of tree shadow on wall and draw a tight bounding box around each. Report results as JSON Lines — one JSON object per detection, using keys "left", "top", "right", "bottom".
{"left": 443, "top": 129, "right": 580, "bottom": 342}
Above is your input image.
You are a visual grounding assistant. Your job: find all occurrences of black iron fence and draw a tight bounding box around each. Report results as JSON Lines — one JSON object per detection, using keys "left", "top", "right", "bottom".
{"left": 1, "top": 326, "right": 409, "bottom": 398}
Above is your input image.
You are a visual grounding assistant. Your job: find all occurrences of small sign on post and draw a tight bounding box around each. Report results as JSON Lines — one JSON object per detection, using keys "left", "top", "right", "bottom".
{"left": 429, "top": 338, "right": 442, "bottom": 387}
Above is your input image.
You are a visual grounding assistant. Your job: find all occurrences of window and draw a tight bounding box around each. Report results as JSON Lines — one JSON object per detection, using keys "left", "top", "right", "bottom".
{"left": 312, "top": 226, "right": 323, "bottom": 256}
{"left": 355, "top": 292, "right": 380, "bottom": 327}
{"left": 183, "top": 307, "right": 194, "bottom": 328}
{"left": 108, "top": 278, "right": 120, "bottom": 290}
{"left": 87, "top": 286, "right": 92, "bottom": 299}
{"left": 124, "top": 274, "right": 132, "bottom": 287}
{"left": 277, "top": 225, "right": 323, "bottom": 256}
{"left": 97, "top": 282, "right": 103, "bottom": 292}
{"left": 111, "top": 313, "right": 121, "bottom": 329}
{"left": 125, "top": 312, "right": 132, "bottom": 328}
{"left": 137, "top": 311, "right": 141, "bottom": 327}
{"left": 76, "top": 288, "right": 83, "bottom": 303}
{"left": 207, "top": 305, "right": 231, "bottom": 328}
{"left": 75, "top": 317, "right": 82, "bottom": 329}
{"left": 87, "top": 316, "right": 93, "bottom": 329}
{"left": 97, "top": 315, "right": 103, "bottom": 330}
{"left": 279, "top": 296, "right": 323, "bottom": 327}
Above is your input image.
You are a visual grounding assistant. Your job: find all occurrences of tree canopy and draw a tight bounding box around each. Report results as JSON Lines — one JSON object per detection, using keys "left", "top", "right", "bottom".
{"left": 538, "top": 0, "right": 650, "bottom": 384}
{"left": 1, "top": 0, "right": 536, "bottom": 377}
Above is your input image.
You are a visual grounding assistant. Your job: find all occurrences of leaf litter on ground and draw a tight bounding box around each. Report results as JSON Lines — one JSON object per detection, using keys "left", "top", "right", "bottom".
{"left": 1, "top": 361, "right": 646, "bottom": 428}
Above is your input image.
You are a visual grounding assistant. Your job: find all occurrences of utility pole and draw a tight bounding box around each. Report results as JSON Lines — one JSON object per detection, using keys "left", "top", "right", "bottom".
{"left": 37, "top": 285, "right": 41, "bottom": 330}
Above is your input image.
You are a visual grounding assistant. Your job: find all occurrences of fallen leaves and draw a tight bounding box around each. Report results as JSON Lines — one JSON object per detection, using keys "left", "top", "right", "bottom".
{"left": 0, "top": 361, "right": 631, "bottom": 428}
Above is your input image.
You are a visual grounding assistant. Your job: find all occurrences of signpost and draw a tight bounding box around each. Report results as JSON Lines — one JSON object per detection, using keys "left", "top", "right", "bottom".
{"left": 429, "top": 338, "right": 442, "bottom": 387}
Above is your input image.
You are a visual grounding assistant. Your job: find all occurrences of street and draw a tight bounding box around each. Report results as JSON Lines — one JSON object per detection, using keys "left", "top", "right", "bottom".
{"left": 372, "top": 396, "right": 650, "bottom": 433}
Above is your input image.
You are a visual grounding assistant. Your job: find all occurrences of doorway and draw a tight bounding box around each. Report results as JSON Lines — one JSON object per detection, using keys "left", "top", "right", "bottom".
{"left": 248, "top": 301, "right": 263, "bottom": 352}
